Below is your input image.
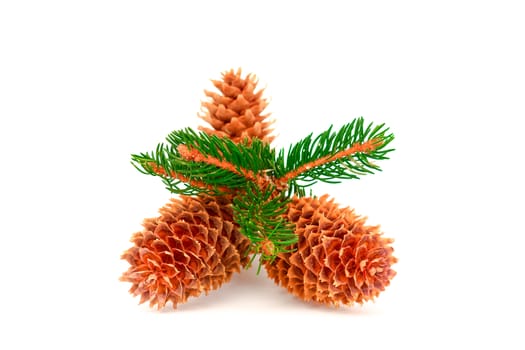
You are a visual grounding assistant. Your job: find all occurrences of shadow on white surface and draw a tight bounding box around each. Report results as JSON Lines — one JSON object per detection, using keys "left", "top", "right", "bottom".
{"left": 142, "top": 259, "right": 386, "bottom": 315}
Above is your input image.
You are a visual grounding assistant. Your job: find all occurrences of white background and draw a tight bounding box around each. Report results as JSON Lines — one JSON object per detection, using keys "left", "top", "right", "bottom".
{"left": 1, "top": 1, "right": 524, "bottom": 349}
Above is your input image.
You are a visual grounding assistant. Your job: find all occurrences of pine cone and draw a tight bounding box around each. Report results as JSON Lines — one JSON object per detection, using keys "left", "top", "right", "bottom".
{"left": 120, "top": 195, "right": 251, "bottom": 309}
{"left": 198, "top": 68, "right": 274, "bottom": 143}
{"left": 265, "top": 195, "right": 397, "bottom": 306}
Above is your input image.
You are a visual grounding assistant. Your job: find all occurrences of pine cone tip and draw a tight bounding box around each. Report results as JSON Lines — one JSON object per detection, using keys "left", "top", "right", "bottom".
{"left": 198, "top": 68, "right": 274, "bottom": 143}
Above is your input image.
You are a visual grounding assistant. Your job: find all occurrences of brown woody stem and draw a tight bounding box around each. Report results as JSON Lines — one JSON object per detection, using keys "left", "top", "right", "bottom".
{"left": 178, "top": 145, "right": 257, "bottom": 180}
{"left": 276, "top": 138, "right": 382, "bottom": 185}
{"left": 148, "top": 162, "right": 230, "bottom": 193}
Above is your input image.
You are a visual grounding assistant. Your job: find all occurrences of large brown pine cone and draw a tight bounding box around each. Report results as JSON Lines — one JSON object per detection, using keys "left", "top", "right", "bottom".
{"left": 198, "top": 68, "right": 274, "bottom": 143}
{"left": 265, "top": 195, "right": 397, "bottom": 306}
{"left": 120, "top": 195, "right": 251, "bottom": 309}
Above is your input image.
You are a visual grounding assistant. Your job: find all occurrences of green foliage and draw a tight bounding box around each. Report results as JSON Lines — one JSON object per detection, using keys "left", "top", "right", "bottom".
{"left": 232, "top": 183, "right": 297, "bottom": 264}
{"left": 131, "top": 143, "right": 244, "bottom": 196}
{"left": 131, "top": 117, "right": 394, "bottom": 262}
{"left": 166, "top": 128, "right": 276, "bottom": 175}
{"left": 279, "top": 117, "right": 394, "bottom": 193}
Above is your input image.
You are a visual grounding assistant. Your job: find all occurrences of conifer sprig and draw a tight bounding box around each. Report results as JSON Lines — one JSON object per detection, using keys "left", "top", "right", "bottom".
{"left": 232, "top": 183, "right": 296, "bottom": 265}
{"left": 131, "top": 143, "right": 245, "bottom": 196}
{"left": 166, "top": 128, "right": 276, "bottom": 176}
{"left": 276, "top": 117, "right": 394, "bottom": 190}
{"left": 131, "top": 117, "right": 394, "bottom": 260}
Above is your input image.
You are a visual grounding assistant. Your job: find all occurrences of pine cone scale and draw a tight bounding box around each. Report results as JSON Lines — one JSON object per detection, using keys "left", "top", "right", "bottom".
{"left": 265, "top": 195, "right": 397, "bottom": 306}
{"left": 120, "top": 195, "right": 251, "bottom": 309}
{"left": 198, "top": 68, "right": 274, "bottom": 143}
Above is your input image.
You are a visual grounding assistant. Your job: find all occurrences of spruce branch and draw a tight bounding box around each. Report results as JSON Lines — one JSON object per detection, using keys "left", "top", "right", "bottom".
{"left": 232, "top": 183, "right": 296, "bottom": 265}
{"left": 166, "top": 128, "right": 276, "bottom": 177}
{"left": 276, "top": 117, "right": 394, "bottom": 193}
{"left": 131, "top": 117, "right": 394, "bottom": 261}
{"left": 177, "top": 144, "right": 259, "bottom": 183}
{"left": 131, "top": 142, "right": 247, "bottom": 196}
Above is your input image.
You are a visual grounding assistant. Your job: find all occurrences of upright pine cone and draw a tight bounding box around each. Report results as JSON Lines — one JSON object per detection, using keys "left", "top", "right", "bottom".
{"left": 265, "top": 195, "right": 397, "bottom": 306}
{"left": 198, "top": 68, "right": 274, "bottom": 143}
{"left": 120, "top": 195, "right": 251, "bottom": 309}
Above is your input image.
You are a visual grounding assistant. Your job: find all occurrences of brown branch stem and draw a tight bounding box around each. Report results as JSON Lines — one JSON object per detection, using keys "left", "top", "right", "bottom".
{"left": 178, "top": 144, "right": 257, "bottom": 181}
{"left": 147, "top": 162, "right": 230, "bottom": 193}
{"left": 276, "top": 138, "right": 382, "bottom": 185}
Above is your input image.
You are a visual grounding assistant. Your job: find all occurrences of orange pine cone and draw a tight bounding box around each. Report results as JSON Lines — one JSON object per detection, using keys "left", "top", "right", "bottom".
{"left": 198, "top": 68, "right": 274, "bottom": 143}
{"left": 265, "top": 195, "right": 397, "bottom": 306}
{"left": 120, "top": 195, "right": 251, "bottom": 309}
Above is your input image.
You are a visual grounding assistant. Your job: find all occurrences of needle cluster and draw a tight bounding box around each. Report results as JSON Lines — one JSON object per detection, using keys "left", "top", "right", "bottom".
{"left": 131, "top": 118, "right": 393, "bottom": 262}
